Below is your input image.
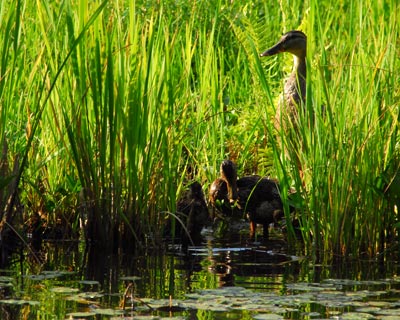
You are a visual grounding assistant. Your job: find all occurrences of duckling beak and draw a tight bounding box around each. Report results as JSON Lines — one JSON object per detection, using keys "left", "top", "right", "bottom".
{"left": 260, "top": 43, "right": 284, "bottom": 57}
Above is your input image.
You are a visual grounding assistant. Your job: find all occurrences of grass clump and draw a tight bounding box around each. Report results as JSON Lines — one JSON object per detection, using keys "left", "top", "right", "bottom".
{"left": 0, "top": 0, "right": 397, "bottom": 258}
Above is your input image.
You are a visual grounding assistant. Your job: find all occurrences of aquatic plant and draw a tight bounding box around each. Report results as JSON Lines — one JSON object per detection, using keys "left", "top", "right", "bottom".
{"left": 233, "top": 1, "right": 399, "bottom": 258}
{"left": 0, "top": 0, "right": 397, "bottom": 258}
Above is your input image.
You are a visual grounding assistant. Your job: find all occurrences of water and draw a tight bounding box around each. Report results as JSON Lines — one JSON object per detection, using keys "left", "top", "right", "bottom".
{"left": 1, "top": 225, "right": 400, "bottom": 319}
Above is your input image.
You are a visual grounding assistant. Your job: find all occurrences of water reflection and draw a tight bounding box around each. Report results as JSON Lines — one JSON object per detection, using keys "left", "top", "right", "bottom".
{"left": 0, "top": 227, "right": 400, "bottom": 319}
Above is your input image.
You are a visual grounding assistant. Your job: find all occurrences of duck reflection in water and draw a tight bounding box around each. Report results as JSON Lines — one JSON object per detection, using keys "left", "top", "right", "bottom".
{"left": 210, "top": 160, "right": 284, "bottom": 240}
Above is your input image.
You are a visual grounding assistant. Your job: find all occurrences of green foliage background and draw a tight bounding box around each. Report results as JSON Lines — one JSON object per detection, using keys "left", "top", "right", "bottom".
{"left": 0, "top": 0, "right": 398, "bottom": 256}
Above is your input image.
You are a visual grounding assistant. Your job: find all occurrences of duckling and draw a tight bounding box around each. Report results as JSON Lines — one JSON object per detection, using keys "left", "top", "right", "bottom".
{"left": 219, "top": 160, "right": 284, "bottom": 239}
{"left": 24, "top": 212, "right": 44, "bottom": 242}
{"left": 209, "top": 178, "right": 238, "bottom": 218}
{"left": 174, "top": 181, "right": 209, "bottom": 246}
{"left": 260, "top": 30, "right": 307, "bottom": 131}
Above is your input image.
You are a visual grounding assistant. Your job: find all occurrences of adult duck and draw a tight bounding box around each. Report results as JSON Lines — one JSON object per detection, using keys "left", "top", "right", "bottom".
{"left": 214, "top": 160, "right": 283, "bottom": 239}
{"left": 260, "top": 30, "right": 307, "bottom": 131}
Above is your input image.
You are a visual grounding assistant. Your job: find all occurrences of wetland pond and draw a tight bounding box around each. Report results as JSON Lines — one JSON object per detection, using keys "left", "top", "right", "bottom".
{"left": 1, "top": 225, "right": 400, "bottom": 319}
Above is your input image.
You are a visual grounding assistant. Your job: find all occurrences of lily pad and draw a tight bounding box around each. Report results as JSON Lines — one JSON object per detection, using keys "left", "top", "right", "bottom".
{"left": 120, "top": 276, "right": 141, "bottom": 281}
{"left": 340, "top": 312, "right": 375, "bottom": 319}
{"left": 25, "top": 274, "right": 47, "bottom": 281}
{"left": 0, "top": 276, "right": 14, "bottom": 282}
{"left": 110, "top": 316, "right": 159, "bottom": 320}
{"left": 252, "top": 314, "right": 284, "bottom": 320}
{"left": 92, "top": 308, "right": 125, "bottom": 315}
{"left": 67, "top": 311, "right": 96, "bottom": 318}
{"left": 50, "top": 286, "right": 79, "bottom": 294}
{"left": 0, "top": 299, "right": 40, "bottom": 306}
{"left": 286, "top": 283, "right": 326, "bottom": 291}
{"left": 79, "top": 280, "right": 100, "bottom": 285}
{"left": 0, "top": 282, "right": 13, "bottom": 288}
{"left": 66, "top": 291, "right": 104, "bottom": 303}
{"left": 368, "top": 301, "right": 392, "bottom": 308}
{"left": 355, "top": 306, "right": 381, "bottom": 313}
{"left": 375, "top": 309, "right": 400, "bottom": 316}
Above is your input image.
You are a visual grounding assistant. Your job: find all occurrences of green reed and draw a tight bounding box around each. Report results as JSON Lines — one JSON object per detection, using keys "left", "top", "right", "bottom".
{"left": 0, "top": 0, "right": 398, "bottom": 256}
{"left": 247, "top": 1, "right": 399, "bottom": 257}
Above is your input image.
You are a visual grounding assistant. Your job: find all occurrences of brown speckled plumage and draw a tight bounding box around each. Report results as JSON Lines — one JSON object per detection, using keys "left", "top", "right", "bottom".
{"left": 210, "top": 160, "right": 283, "bottom": 239}
{"left": 260, "top": 30, "right": 307, "bottom": 131}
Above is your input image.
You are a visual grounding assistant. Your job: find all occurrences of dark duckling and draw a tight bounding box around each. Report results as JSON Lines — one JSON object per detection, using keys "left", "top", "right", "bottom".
{"left": 24, "top": 212, "right": 44, "bottom": 242}
{"left": 174, "top": 181, "right": 209, "bottom": 246}
{"left": 209, "top": 177, "right": 242, "bottom": 219}
{"left": 220, "top": 160, "right": 283, "bottom": 239}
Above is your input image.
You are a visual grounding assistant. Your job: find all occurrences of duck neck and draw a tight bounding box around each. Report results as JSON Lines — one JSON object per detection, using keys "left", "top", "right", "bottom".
{"left": 286, "top": 55, "right": 306, "bottom": 104}
{"left": 293, "top": 55, "right": 306, "bottom": 83}
{"left": 226, "top": 178, "right": 238, "bottom": 202}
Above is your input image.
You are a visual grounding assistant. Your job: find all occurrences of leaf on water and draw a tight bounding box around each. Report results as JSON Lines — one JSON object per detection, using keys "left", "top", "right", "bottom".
{"left": 328, "top": 310, "right": 342, "bottom": 316}
{"left": 40, "top": 270, "right": 73, "bottom": 279}
{"left": 305, "top": 312, "right": 321, "bottom": 317}
{"left": 252, "top": 313, "right": 284, "bottom": 320}
{"left": 345, "top": 291, "right": 369, "bottom": 298}
{"left": 120, "top": 276, "right": 141, "bottom": 281}
{"left": 79, "top": 280, "right": 100, "bottom": 285}
{"left": 181, "top": 300, "right": 202, "bottom": 309}
{"left": 50, "top": 286, "right": 80, "bottom": 294}
{"left": 0, "top": 276, "right": 14, "bottom": 282}
{"left": 372, "top": 290, "right": 388, "bottom": 296}
{"left": 323, "top": 279, "right": 363, "bottom": 286}
{"left": 355, "top": 306, "right": 381, "bottom": 313}
{"left": 67, "top": 311, "right": 96, "bottom": 318}
{"left": 374, "top": 308, "right": 400, "bottom": 316}
{"left": 112, "top": 316, "right": 158, "bottom": 320}
{"left": 92, "top": 308, "right": 124, "bottom": 315}
{"left": 185, "top": 293, "right": 202, "bottom": 299}
{"left": 78, "top": 292, "right": 104, "bottom": 299}
{"left": 0, "top": 282, "right": 13, "bottom": 288}
{"left": 66, "top": 291, "right": 104, "bottom": 303}
{"left": 42, "top": 270, "right": 74, "bottom": 275}
{"left": 233, "top": 303, "right": 269, "bottom": 311}
{"left": 342, "top": 301, "right": 366, "bottom": 307}
{"left": 201, "top": 304, "right": 230, "bottom": 312}
{"left": 129, "top": 279, "right": 400, "bottom": 316}
{"left": 25, "top": 271, "right": 74, "bottom": 280}
{"left": 65, "top": 295, "right": 92, "bottom": 304}
{"left": 147, "top": 298, "right": 171, "bottom": 306}
{"left": 25, "top": 274, "right": 46, "bottom": 281}
{"left": 340, "top": 312, "right": 375, "bottom": 319}
{"left": 289, "top": 255, "right": 303, "bottom": 261}
{"left": 0, "top": 299, "right": 40, "bottom": 306}
{"left": 367, "top": 301, "right": 392, "bottom": 308}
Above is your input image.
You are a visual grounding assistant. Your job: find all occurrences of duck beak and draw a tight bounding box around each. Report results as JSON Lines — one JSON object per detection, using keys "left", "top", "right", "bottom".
{"left": 260, "top": 42, "right": 284, "bottom": 57}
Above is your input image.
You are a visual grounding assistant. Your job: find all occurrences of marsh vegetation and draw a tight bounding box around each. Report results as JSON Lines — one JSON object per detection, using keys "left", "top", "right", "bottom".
{"left": 0, "top": 0, "right": 398, "bottom": 262}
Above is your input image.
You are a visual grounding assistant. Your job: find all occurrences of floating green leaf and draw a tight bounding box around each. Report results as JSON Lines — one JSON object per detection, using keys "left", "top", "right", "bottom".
{"left": 50, "top": 286, "right": 80, "bottom": 294}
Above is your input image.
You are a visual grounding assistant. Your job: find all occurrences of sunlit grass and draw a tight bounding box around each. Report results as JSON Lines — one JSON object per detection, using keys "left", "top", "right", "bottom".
{"left": 0, "top": 0, "right": 398, "bottom": 257}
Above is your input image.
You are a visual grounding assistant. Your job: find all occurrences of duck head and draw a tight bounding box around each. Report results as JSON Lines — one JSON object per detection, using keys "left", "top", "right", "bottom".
{"left": 220, "top": 160, "right": 239, "bottom": 203}
{"left": 260, "top": 30, "right": 307, "bottom": 59}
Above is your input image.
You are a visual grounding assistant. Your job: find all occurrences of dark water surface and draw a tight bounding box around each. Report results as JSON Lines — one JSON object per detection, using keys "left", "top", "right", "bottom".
{"left": 1, "top": 226, "right": 400, "bottom": 319}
